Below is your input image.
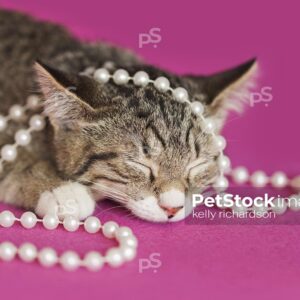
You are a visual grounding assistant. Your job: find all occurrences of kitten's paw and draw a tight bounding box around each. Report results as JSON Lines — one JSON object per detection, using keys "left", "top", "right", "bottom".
{"left": 35, "top": 182, "right": 95, "bottom": 220}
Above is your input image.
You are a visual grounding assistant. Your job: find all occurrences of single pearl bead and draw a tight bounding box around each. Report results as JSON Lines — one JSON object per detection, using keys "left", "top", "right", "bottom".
{"left": 9, "top": 105, "right": 24, "bottom": 121}
{"left": 250, "top": 171, "right": 268, "bottom": 188}
{"left": 43, "top": 214, "right": 59, "bottom": 230}
{"left": 133, "top": 71, "right": 150, "bottom": 87}
{"left": 1, "top": 145, "right": 17, "bottom": 162}
{"left": 213, "top": 176, "right": 229, "bottom": 192}
{"left": 29, "top": 115, "right": 45, "bottom": 131}
{"left": 81, "top": 66, "right": 95, "bottom": 76}
{"left": 84, "top": 251, "right": 104, "bottom": 271}
{"left": 63, "top": 216, "right": 79, "bottom": 232}
{"left": 270, "top": 171, "right": 288, "bottom": 188}
{"left": 232, "top": 203, "right": 248, "bottom": 214}
{"left": 84, "top": 216, "right": 101, "bottom": 234}
{"left": 26, "top": 95, "right": 40, "bottom": 109}
{"left": 113, "top": 69, "right": 130, "bottom": 85}
{"left": 214, "top": 135, "right": 227, "bottom": 150}
{"left": 102, "top": 221, "right": 119, "bottom": 239}
{"left": 173, "top": 87, "right": 189, "bottom": 102}
{"left": 115, "top": 226, "right": 133, "bottom": 240}
{"left": 271, "top": 198, "right": 287, "bottom": 215}
{"left": 190, "top": 101, "right": 204, "bottom": 115}
{"left": 0, "top": 242, "right": 17, "bottom": 261}
{"left": 204, "top": 119, "right": 216, "bottom": 133}
{"left": 288, "top": 194, "right": 300, "bottom": 211}
{"left": 15, "top": 130, "right": 31, "bottom": 146}
{"left": 60, "top": 251, "right": 81, "bottom": 271}
{"left": 120, "top": 246, "right": 137, "bottom": 262}
{"left": 154, "top": 77, "right": 170, "bottom": 92}
{"left": 0, "top": 115, "right": 7, "bottom": 131}
{"left": 0, "top": 210, "right": 15, "bottom": 227}
{"left": 232, "top": 167, "right": 249, "bottom": 184}
{"left": 20, "top": 211, "right": 37, "bottom": 229}
{"left": 105, "top": 248, "right": 124, "bottom": 267}
{"left": 103, "top": 61, "right": 115, "bottom": 70}
{"left": 118, "top": 235, "right": 138, "bottom": 248}
{"left": 18, "top": 243, "right": 37, "bottom": 262}
{"left": 38, "top": 248, "right": 58, "bottom": 267}
{"left": 94, "top": 68, "right": 110, "bottom": 83}
{"left": 217, "top": 155, "right": 231, "bottom": 172}
{"left": 290, "top": 175, "right": 300, "bottom": 191}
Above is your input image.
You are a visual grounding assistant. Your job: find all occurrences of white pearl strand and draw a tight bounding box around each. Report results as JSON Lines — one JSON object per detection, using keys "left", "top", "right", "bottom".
{"left": 213, "top": 167, "right": 300, "bottom": 215}
{"left": 0, "top": 211, "right": 138, "bottom": 271}
{"left": 0, "top": 95, "right": 41, "bottom": 131}
{"left": 0, "top": 95, "right": 45, "bottom": 172}
{"left": 92, "top": 66, "right": 229, "bottom": 192}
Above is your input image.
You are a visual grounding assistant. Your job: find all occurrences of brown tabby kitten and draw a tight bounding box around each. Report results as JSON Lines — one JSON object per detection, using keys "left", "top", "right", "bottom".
{"left": 0, "top": 10, "right": 257, "bottom": 222}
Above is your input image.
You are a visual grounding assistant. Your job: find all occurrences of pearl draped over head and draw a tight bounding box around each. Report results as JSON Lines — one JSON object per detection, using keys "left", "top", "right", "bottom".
{"left": 0, "top": 62, "right": 300, "bottom": 271}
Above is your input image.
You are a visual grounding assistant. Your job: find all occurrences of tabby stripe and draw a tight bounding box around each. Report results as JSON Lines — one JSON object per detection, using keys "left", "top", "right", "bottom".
{"left": 185, "top": 123, "right": 193, "bottom": 145}
{"left": 195, "top": 142, "right": 200, "bottom": 157}
{"left": 137, "top": 110, "right": 151, "bottom": 119}
{"left": 106, "top": 162, "right": 130, "bottom": 180}
{"left": 74, "top": 152, "right": 118, "bottom": 176}
{"left": 146, "top": 122, "right": 166, "bottom": 148}
{"left": 158, "top": 99, "right": 168, "bottom": 121}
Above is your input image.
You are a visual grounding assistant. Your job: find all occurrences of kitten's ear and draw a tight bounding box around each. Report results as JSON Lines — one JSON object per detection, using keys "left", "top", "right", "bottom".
{"left": 186, "top": 58, "right": 258, "bottom": 116}
{"left": 34, "top": 62, "right": 97, "bottom": 128}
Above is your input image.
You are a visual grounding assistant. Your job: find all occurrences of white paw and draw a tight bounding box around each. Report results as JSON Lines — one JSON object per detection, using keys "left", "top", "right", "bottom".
{"left": 35, "top": 182, "right": 95, "bottom": 220}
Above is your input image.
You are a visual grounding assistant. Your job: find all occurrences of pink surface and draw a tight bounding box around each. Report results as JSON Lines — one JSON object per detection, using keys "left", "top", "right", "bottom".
{"left": 0, "top": 0, "right": 300, "bottom": 299}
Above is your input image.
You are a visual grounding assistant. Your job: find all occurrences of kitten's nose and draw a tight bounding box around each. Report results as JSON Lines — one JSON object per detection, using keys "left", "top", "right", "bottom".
{"left": 160, "top": 205, "right": 183, "bottom": 218}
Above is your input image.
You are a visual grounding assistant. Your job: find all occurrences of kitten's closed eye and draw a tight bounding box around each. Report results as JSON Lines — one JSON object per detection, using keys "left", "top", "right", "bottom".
{"left": 126, "top": 160, "right": 157, "bottom": 182}
{"left": 185, "top": 159, "right": 214, "bottom": 184}
{"left": 186, "top": 159, "right": 209, "bottom": 173}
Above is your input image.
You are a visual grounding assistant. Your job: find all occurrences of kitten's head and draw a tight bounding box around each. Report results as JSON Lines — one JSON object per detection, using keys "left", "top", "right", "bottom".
{"left": 35, "top": 59, "right": 257, "bottom": 222}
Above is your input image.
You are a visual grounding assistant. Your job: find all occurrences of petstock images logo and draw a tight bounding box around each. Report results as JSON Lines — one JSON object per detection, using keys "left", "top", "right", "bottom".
{"left": 184, "top": 186, "right": 300, "bottom": 225}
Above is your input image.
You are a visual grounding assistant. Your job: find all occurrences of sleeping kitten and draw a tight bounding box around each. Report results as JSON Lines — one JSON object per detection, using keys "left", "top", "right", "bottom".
{"left": 0, "top": 10, "right": 257, "bottom": 222}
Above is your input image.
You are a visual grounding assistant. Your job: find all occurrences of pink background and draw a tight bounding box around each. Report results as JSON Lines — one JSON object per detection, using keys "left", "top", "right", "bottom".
{"left": 0, "top": 0, "right": 299, "bottom": 299}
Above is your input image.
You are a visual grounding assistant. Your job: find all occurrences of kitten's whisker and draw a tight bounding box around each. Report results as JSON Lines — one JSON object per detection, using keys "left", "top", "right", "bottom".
{"left": 85, "top": 179, "right": 129, "bottom": 198}
{"left": 88, "top": 186, "right": 132, "bottom": 205}
{"left": 86, "top": 183, "right": 129, "bottom": 201}
{"left": 96, "top": 205, "right": 125, "bottom": 215}
{"left": 90, "top": 188, "right": 128, "bottom": 204}
{"left": 89, "top": 185, "right": 125, "bottom": 198}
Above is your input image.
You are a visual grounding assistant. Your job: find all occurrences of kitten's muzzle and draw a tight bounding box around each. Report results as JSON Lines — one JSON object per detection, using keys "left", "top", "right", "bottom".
{"left": 159, "top": 188, "right": 186, "bottom": 219}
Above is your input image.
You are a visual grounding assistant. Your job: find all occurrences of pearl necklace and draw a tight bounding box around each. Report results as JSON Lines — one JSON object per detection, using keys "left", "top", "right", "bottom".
{"left": 0, "top": 210, "right": 137, "bottom": 271}
{"left": 0, "top": 96, "right": 46, "bottom": 171}
{"left": 0, "top": 63, "right": 300, "bottom": 271}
